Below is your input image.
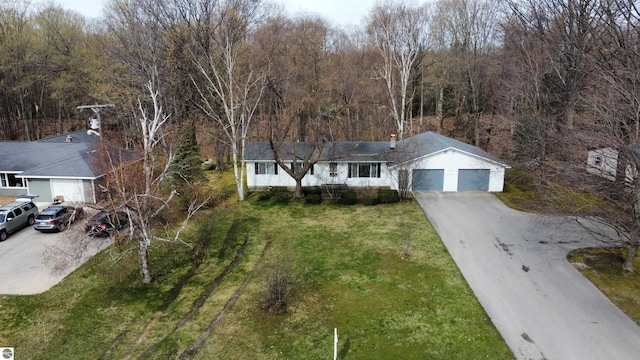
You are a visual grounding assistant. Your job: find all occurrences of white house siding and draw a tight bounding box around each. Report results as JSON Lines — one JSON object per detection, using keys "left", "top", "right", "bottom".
{"left": 246, "top": 161, "right": 392, "bottom": 190}
{"left": 394, "top": 149, "right": 506, "bottom": 192}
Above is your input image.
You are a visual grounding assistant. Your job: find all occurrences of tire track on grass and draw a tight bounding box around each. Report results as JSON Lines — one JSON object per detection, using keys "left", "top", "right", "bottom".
{"left": 109, "top": 221, "right": 217, "bottom": 360}
{"left": 135, "top": 233, "right": 252, "bottom": 359}
{"left": 177, "top": 235, "right": 272, "bottom": 360}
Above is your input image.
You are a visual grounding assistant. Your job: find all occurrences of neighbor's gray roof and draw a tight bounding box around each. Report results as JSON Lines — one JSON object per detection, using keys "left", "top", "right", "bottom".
{"left": 245, "top": 132, "right": 509, "bottom": 167}
{"left": 0, "top": 130, "right": 103, "bottom": 179}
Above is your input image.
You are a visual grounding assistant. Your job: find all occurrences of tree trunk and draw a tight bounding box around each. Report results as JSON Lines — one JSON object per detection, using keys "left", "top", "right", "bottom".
{"left": 436, "top": 86, "right": 444, "bottom": 134}
{"left": 294, "top": 177, "right": 304, "bottom": 199}
{"left": 565, "top": 103, "right": 575, "bottom": 130}
{"left": 231, "top": 142, "right": 245, "bottom": 201}
{"left": 626, "top": 187, "right": 640, "bottom": 272}
{"left": 623, "top": 241, "right": 637, "bottom": 273}
{"left": 138, "top": 238, "right": 153, "bottom": 284}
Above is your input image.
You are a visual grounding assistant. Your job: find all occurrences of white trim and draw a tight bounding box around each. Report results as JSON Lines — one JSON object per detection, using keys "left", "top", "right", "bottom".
{"left": 16, "top": 175, "right": 98, "bottom": 180}
{"left": 389, "top": 147, "right": 510, "bottom": 169}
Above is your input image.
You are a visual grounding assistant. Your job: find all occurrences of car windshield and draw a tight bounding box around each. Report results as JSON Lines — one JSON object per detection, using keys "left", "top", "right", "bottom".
{"left": 0, "top": 214, "right": 4, "bottom": 222}
{"left": 36, "top": 214, "right": 53, "bottom": 220}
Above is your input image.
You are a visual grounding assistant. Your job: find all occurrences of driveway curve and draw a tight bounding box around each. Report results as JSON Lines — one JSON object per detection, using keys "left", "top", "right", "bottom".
{"left": 414, "top": 192, "right": 640, "bottom": 360}
{"left": 0, "top": 223, "right": 111, "bottom": 295}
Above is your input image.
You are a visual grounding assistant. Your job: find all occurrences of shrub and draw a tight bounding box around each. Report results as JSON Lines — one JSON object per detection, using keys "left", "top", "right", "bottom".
{"left": 305, "top": 194, "right": 322, "bottom": 204}
{"left": 303, "top": 186, "right": 322, "bottom": 196}
{"left": 378, "top": 189, "right": 399, "bottom": 203}
{"left": 363, "top": 195, "right": 379, "bottom": 205}
{"left": 273, "top": 191, "right": 292, "bottom": 204}
{"left": 270, "top": 186, "right": 289, "bottom": 193}
{"left": 260, "top": 239, "right": 302, "bottom": 314}
{"left": 258, "top": 191, "right": 273, "bottom": 201}
{"left": 338, "top": 190, "right": 357, "bottom": 205}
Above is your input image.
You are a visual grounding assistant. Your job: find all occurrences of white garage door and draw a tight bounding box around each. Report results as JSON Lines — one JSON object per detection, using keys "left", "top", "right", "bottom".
{"left": 51, "top": 179, "right": 85, "bottom": 202}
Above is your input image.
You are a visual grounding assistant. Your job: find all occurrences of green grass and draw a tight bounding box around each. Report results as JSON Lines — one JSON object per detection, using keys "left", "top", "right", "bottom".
{"left": 0, "top": 176, "right": 512, "bottom": 359}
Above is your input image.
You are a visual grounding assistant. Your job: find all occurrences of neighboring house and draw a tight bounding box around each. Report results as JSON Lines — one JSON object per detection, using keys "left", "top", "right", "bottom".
{"left": 0, "top": 131, "right": 106, "bottom": 203}
{"left": 587, "top": 147, "right": 619, "bottom": 181}
{"left": 245, "top": 131, "right": 510, "bottom": 193}
{"left": 586, "top": 146, "right": 636, "bottom": 182}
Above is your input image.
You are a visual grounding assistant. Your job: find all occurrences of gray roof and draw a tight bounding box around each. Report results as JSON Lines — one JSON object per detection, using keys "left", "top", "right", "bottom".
{"left": 0, "top": 130, "right": 104, "bottom": 179}
{"left": 245, "top": 132, "right": 509, "bottom": 167}
{"left": 244, "top": 140, "right": 392, "bottom": 163}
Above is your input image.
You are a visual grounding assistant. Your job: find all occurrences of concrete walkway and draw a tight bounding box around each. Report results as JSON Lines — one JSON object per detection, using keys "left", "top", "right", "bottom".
{"left": 414, "top": 192, "right": 640, "bottom": 360}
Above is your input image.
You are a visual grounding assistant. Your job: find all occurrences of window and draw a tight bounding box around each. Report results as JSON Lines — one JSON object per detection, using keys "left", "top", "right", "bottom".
{"left": 594, "top": 155, "right": 603, "bottom": 166}
{"left": 348, "top": 163, "right": 381, "bottom": 178}
{"left": 329, "top": 163, "right": 338, "bottom": 177}
{"left": 289, "top": 162, "right": 314, "bottom": 175}
{"left": 255, "top": 162, "right": 278, "bottom": 175}
{"left": 0, "top": 173, "right": 25, "bottom": 188}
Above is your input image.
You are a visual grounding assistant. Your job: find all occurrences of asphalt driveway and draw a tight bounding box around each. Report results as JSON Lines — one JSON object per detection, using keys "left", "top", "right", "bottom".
{"left": 414, "top": 192, "right": 640, "bottom": 360}
{"left": 0, "top": 218, "right": 110, "bottom": 295}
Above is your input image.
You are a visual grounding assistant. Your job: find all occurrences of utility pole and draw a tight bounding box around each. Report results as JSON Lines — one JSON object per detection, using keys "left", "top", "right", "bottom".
{"left": 76, "top": 104, "right": 115, "bottom": 137}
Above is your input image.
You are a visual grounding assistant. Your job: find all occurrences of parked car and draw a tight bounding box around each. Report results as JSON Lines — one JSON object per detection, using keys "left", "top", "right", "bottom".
{"left": 85, "top": 211, "right": 127, "bottom": 236}
{"left": 0, "top": 199, "right": 39, "bottom": 241}
{"left": 33, "top": 205, "right": 85, "bottom": 232}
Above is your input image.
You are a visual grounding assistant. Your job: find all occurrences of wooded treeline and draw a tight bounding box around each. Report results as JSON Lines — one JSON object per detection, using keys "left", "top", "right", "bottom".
{"left": 4, "top": 0, "right": 640, "bottom": 269}
{"left": 1, "top": 0, "right": 638, "bottom": 171}
{"left": 0, "top": 0, "right": 497, "bottom": 147}
{"left": 0, "top": 0, "right": 636, "bottom": 181}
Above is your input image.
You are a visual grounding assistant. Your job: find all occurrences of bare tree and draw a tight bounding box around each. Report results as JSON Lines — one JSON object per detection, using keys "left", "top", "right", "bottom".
{"left": 587, "top": 0, "right": 640, "bottom": 272}
{"left": 192, "top": 0, "right": 266, "bottom": 202}
{"left": 504, "top": 0, "right": 597, "bottom": 131}
{"left": 433, "top": 0, "right": 500, "bottom": 145}
{"left": 366, "top": 0, "right": 431, "bottom": 140}
{"left": 102, "top": 80, "right": 209, "bottom": 284}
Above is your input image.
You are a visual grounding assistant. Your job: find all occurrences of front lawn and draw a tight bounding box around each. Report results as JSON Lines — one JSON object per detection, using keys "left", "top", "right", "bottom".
{"left": 0, "top": 185, "right": 512, "bottom": 359}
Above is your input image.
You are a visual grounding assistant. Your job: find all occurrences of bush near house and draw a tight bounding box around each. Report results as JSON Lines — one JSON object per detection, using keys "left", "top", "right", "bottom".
{"left": 338, "top": 190, "right": 358, "bottom": 205}
{"left": 363, "top": 194, "right": 380, "bottom": 205}
{"left": 305, "top": 193, "right": 322, "bottom": 204}
{"left": 378, "top": 189, "right": 400, "bottom": 203}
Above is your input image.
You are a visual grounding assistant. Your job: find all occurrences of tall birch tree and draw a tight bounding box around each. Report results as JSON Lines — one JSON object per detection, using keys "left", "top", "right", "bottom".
{"left": 366, "top": 0, "right": 430, "bottom": 140}
{"left": 192, "top": 0, "right": 265, "bottom": 201}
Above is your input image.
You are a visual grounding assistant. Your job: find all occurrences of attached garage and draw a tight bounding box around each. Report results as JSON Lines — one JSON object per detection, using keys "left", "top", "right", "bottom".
{"left": 412, "top": 169, "right": 444, "bottom": 191}
{"left": 246, "top": 131, "right": 509, "bottom": 194}
{"left": 387, "top": 132, "right": 509, "bottom": 193}
{"left": 457, "top": 169, "right": 490, "bottom": 191}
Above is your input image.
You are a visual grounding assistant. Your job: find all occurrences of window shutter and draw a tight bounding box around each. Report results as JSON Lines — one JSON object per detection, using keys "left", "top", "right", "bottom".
{"left": 274, "top": 162, "right": 278, "bottom": 174}
{"left": 255, "top": 163, "right": 259, "bottom": 174}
